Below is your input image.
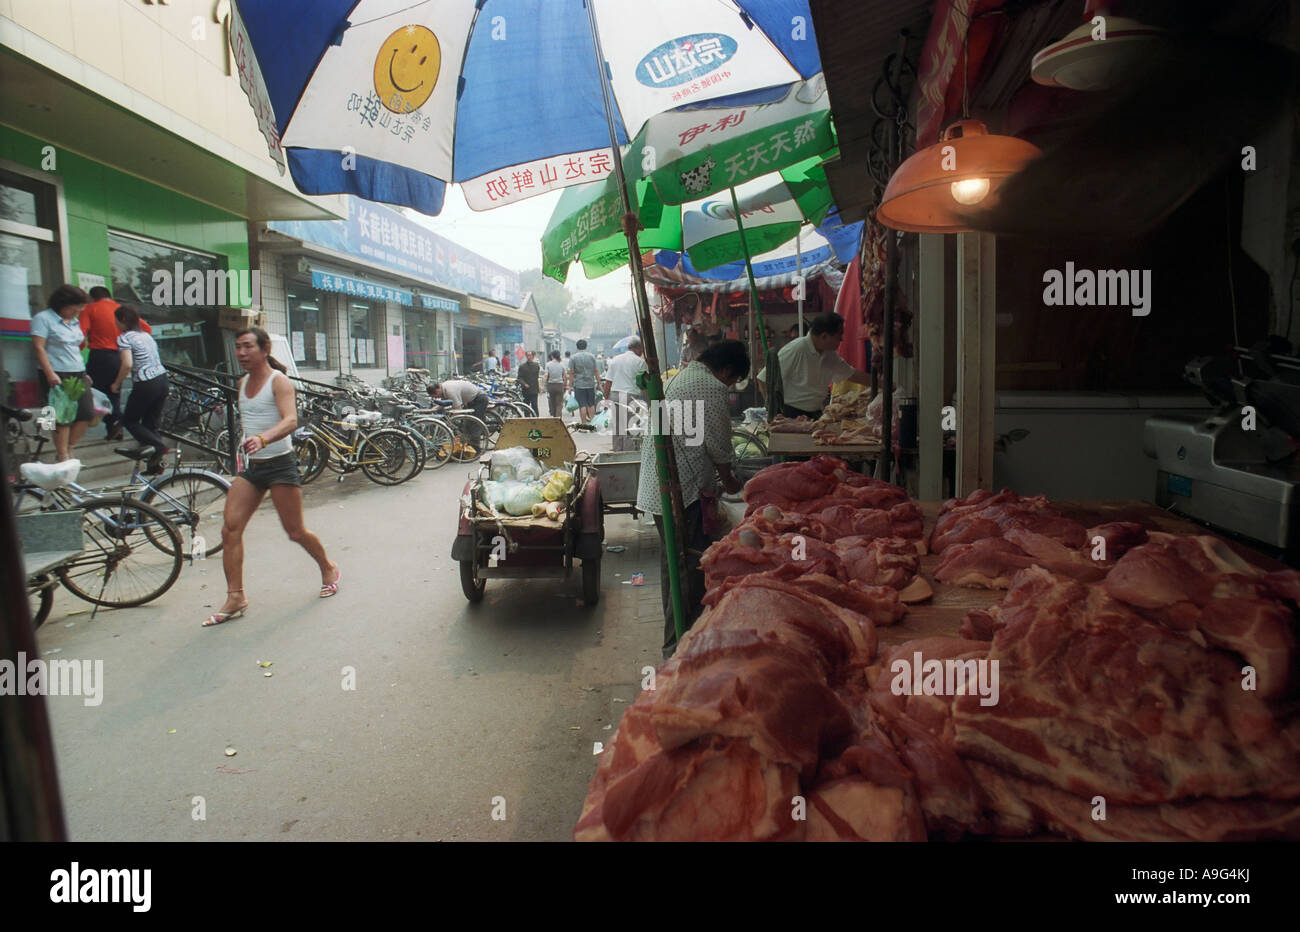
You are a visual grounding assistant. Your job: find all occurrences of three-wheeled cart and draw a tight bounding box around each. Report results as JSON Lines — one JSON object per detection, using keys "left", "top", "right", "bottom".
{"left": 451, "top": 419, "right": 605, "bottom": 604}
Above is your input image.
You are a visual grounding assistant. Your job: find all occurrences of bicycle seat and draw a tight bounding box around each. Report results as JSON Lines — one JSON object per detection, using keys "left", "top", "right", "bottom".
{"left": 20, "top": 459, "right": 81, "bottom": 490}
{"left": 114, "top": 445, "right": 158, "bottom": 462}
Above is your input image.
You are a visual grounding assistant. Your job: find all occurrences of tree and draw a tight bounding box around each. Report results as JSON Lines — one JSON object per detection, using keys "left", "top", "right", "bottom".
{"left": 519, "top": 268, "right": 587, "bottom": 333}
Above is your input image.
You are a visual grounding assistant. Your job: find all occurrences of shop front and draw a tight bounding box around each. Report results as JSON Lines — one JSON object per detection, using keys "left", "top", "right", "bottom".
{"left": 261, "top": 196, "right": 516, "bottom": 385}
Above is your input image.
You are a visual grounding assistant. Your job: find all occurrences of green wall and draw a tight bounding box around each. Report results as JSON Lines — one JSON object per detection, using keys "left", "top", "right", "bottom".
{"left": 0, "top": 125, "right": 250, "bottom": 297}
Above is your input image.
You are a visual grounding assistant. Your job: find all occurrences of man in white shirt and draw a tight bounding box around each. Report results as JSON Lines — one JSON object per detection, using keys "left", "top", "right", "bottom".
{"left": 756, "top": 311, "right": 871, "bottom": 418}
{"left": 602, "top": 337, "right": 648, "bottom": 452}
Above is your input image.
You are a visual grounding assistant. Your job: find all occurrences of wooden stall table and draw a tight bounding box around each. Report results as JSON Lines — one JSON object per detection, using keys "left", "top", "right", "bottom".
{"left": 766, "top": 432, "right": 881, "bottom": 462}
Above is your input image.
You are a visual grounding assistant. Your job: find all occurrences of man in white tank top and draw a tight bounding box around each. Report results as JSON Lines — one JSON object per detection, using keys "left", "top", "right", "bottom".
{"left": 204, "top": 328, "right": 340, "bottom": 626}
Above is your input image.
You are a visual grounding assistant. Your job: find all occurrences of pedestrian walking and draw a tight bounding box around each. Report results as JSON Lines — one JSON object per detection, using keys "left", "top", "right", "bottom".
{"left": 544, "top": 350, "right": 566, "bottom": 417}
{"left": 569, "top": 339, "right": 599, "bottom": 424}
{"left": 108, "top": 304, "right": 169, "bottom": 474}
{"left": 81, "top": 285, "right": 151, "bottom": 439}
{"left": 602, "top": 337, "right": 647, "bottom": 452}
{"left": 30, "top": 283, "right": 94, "bottom": 462}
{"left": 516, "top": 350, "right": 540, "bottom": 415}
{"left": 206, "top": 327, "right": 339, "bottom": 627}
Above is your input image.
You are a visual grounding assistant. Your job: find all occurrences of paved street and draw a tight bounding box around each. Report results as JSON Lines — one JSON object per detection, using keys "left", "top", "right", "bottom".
{"left": 34, "top": 432, "right": 664, "bottom": 841}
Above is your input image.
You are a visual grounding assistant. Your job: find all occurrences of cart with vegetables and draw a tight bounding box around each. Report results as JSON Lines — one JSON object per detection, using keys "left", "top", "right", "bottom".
{"left": 451, "top": 418, "right": 605, "bottom": 605}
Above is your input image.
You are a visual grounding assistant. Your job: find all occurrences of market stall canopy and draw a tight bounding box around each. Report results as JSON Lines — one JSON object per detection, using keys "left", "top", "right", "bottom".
{"left": 230, "top": 0, "right": 825, "bottom": 215}
{"left": 646, "top": 225, "right": 849, "bottom": 297}
{"left": 542, "top": 152, "right": 846, "bottom": 282}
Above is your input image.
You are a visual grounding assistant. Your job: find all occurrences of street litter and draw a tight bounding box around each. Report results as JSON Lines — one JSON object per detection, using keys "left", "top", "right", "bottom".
{"left": 605, "top": 545, "right": 626, "bottom": 553}
{"left": 224, "top": 747, "right": 237, "bottom": 757}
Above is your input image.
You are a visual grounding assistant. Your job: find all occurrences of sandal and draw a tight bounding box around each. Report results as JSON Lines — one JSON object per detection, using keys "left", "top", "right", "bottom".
{"left": 203, "top": 590, "right": 248, "bottom": 626}
{"left": 320, "top": 567, "right": 341, "bottom": 598}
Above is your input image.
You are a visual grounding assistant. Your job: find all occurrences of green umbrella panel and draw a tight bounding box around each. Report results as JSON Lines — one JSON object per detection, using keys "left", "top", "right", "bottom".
{"left": 542, "top": 151, "right": 836, "bottom": 283}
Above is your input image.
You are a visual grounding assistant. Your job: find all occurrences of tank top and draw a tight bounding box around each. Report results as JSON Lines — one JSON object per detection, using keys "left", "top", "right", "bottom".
{"left": 239, "top": 371, "right": 293, "bottom": 460}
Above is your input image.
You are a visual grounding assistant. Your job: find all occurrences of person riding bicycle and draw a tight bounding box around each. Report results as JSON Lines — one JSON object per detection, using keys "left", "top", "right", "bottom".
{"left": 430, "top": 378, "right": 489, "bottom": 425}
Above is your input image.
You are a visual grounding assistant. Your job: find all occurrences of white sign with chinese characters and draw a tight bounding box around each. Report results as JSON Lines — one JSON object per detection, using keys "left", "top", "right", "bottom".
{"left": 462, "top": 148, "right": 616, "bottom": 211}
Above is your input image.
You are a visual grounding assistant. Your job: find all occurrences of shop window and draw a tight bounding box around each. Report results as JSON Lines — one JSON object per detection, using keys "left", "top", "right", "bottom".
{"left": 349, "top": 301, "right": 382, "bottom": 366}
{"left": 108, "top": 230, "right": 224, "bottom": 370}
{"left": 0, "top": 164, "right": 66, "bottom": 404}
{"left": 403, "top": 308, "right": 434, "bottom": 371}
{"left": 288, "top": 289, "right": 330, "bottom": 369}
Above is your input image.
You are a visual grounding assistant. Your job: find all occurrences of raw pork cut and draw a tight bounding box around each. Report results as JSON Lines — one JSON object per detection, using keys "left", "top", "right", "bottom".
{"left": 1103, "top": 533, "right": 1300, "bottom": 698}
{"left": 951, "top": 566, "right": 1300, "bottom": 805}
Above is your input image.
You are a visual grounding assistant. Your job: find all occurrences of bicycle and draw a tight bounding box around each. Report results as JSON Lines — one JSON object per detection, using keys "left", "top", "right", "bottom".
{"left": 9, "top": 461, "right": 184, "bottom": 619}
{"left": 294, "top": 407, "right": 423, "bottom": 486}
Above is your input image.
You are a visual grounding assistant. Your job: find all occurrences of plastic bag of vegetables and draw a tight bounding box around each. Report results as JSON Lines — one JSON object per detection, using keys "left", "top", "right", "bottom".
{"left": 503, "top": 483, "right": 544, "bottom": 516}
{"left": 539, "top": 468, "right": 575, "bottom": 502}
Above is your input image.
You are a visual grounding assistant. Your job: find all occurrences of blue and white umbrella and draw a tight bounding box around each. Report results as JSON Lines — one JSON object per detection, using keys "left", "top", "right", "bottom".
{"left": 230, "top": 0, "right": 823, "bottom": 215}
{"left": 229, "top": 0, "right": 828, "bottom": 644}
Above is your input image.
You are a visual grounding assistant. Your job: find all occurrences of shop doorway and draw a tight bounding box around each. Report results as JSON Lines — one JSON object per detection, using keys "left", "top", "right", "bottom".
{"left": 459, "top": 327, "right": 484, "bottom": 375}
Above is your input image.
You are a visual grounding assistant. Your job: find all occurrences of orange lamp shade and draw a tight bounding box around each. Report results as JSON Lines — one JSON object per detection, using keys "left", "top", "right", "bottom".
{"left": 875, "top": 120, "right": 1042, "bottom": 233}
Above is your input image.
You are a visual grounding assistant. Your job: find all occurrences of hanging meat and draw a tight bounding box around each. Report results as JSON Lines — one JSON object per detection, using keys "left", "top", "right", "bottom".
{"left": 860, "top": 219, "right": 914, "bottom": 367}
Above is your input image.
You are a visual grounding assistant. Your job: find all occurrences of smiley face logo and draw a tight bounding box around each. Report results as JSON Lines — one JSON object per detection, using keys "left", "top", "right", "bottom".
{"left": 374, "top": 25, "right": 440, "bottom": 113}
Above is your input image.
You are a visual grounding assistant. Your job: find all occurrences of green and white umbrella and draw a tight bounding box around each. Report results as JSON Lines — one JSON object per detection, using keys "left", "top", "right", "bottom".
{"left": 542, "top": 151, "right": 836, "bottom": 282}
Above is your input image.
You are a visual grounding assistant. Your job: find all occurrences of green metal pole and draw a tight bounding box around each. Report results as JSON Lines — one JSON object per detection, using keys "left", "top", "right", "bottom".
{"left": 728, "top": 187, "right": 770, "bottom": 360}
{"left": 586, "top": 0, "right": 691, "bottom": 643}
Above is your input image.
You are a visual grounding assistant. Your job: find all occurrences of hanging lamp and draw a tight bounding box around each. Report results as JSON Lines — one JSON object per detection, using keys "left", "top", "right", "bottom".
{"left": 875, "top": 119, "right": 1041, "bottom": 233}
{"left": 875, "top": 5, "right": 1042, "bottom": 234}
{"left": 1032, "top": 1, "right": 1163, "bottom": 90}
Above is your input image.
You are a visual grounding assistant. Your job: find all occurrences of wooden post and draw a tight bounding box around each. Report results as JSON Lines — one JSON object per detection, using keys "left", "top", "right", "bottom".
{"left": 956, "top": 232, "right": 996, "bottom": 495}
{"left": 918, "top": 233, "right": 946, "bottom": 500}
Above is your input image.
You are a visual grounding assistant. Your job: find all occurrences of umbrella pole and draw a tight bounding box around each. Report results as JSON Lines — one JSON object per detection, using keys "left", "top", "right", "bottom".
{"left": 586, "top": 1, "right": 691, "bottom": 643}
{"left": 728, "top": 187, "right": 770, "bottom": 360}
{"left": 796, "top": 228, "right": 804, "bottom": 336}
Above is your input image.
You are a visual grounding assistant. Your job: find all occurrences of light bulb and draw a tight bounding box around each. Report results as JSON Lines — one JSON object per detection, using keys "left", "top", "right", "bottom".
{"left": 950, "top": 177, "right": 990, "bottom": 205}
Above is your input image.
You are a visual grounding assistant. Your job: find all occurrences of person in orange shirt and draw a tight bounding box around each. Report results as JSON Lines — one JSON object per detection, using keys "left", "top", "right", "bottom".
{"left": 81, "top": 286, "right": 151, "bottom": 440}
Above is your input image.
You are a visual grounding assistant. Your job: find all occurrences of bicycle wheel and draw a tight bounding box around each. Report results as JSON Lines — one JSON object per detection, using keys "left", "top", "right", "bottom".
{"left": 295, "top": 434, "right": 327, "bottom": 483}
{"left": 57, "top": 496, "right": 183, "bottom": 608}
{"left": 29, "top": 575, "right": 54, "bottom": 628}
{"left": 393, "top": 424, "right": 428, "bottom": 474}
{"left": 359, "top": 429, "right": 422, "bottom": 486}
{"left": 410, "top": 417, "right": 453, "bottom": 469}
{"left": 140, "top": 469, "right": 231, "bottom": 558}
{"left": 447, "top": 414, "right": 489, "bottom": 461}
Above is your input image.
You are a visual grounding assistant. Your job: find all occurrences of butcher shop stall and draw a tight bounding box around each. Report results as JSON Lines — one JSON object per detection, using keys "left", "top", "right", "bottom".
{"left": 575, "top": 0, "right": 1300, "bottom": 846}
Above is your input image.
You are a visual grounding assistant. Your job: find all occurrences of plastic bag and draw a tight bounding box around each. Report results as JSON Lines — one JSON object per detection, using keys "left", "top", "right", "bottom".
{"left": 49, "top": 384, "right": 79, "bottom": 424}
{"left": 539, "top": 468, "right": 574, "bottom": 502}
{"left": 490, "top": 446, "right": 543, "bottom": 482}
{"left": 565, "top": 392, "right": 579, "bottom": 413}
{"left": 503, "top": 483, "right": 543, "bottom": 516}
{"left": 482, "top": 479, "right": 524, "bottom": 510}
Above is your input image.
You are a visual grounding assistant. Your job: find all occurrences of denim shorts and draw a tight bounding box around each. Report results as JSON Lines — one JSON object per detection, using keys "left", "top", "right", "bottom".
{"left": 238, "top": 452, "right": 302, "bottom": 490}
{"left": 574, "top": 387, "right": 596, "bottom": 407}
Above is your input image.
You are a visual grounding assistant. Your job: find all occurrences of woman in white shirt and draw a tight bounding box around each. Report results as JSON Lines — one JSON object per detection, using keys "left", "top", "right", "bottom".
{"left": 203, "top": 327, "right": 339, "bottom": 626}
